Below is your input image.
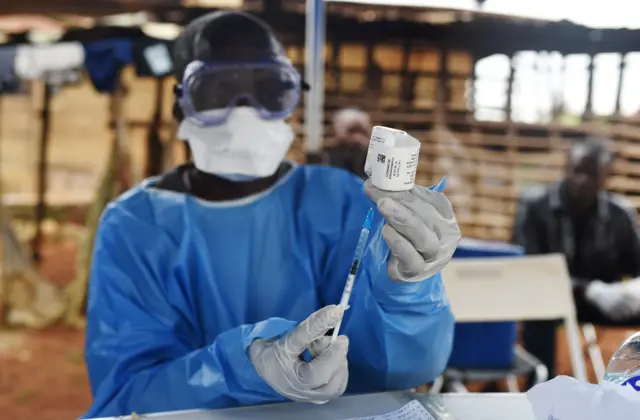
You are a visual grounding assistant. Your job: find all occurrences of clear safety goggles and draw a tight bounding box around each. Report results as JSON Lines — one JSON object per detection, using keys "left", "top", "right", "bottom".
{"left": 178, "top": 58, "right": 302, "bottom": 126}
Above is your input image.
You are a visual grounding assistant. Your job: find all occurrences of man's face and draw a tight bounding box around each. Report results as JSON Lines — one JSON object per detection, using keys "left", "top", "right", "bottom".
{"left": 339, "top": 122, "right": 369, "bottom": 148}
{"left": 565, "top": 150, "right": 608, "bottom": 209}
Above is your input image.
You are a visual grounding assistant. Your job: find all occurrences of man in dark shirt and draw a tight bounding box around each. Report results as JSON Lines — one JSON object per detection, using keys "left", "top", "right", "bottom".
{"left": 513, "top": 137, "right": 640, "bottom": 384}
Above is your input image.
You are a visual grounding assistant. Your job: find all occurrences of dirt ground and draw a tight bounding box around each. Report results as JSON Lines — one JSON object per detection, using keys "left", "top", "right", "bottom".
{"left": 0, "top": 239, "right": 633, "bottom": 420}
{"left": 0, "top": 241, "right": 91, "bottom": 420}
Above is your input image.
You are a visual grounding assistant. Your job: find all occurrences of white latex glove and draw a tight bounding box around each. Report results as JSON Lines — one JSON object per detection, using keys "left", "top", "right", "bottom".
{"left": 364, "top": 179, "right": 461, "bottom": 282}
{"left": 248, "top": 305, "right": 349, "bottom": 404}
{"left": 585, "top": 280, "right": 638, "bottom": 321}
{"left": 619, "top": 278, "right": 640, "bottom": 316}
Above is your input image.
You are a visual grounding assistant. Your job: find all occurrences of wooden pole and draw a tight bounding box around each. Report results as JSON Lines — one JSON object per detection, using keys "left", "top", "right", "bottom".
{"left": 0, "top": 93, "right": 5, "bottom": 325}
{"left": 333, "top": 38, "right": 342, "bottom": 94}
{"left": 145, "top": 77, "right": 165, "bottom": 177}
{"left": 583, "top": 54, "right": 595, "bottom": 121}
{"left": 551, "top": 55, "right": 566, "bottom": 121}
{"left": 614, "top": 53, "right": 627, "bottom": 116}
{"left": 505, "top": 53, "right": 516, "bottom": 122}
{"left": 112, "top": 78, "right": 132, "bottom": 194}
{"left": 435, "top": 46, "right": 449, "bottom": 127}
{"left": 400, "top": 37, "right": 411, "bottom": 109}
{"left": 163, "top": 80, "right": 177, "bottom": 170}
{"left": 467, "top": 53, "right": 478, "bottom": 123}
{"left": 32, "top": 82, "right": 53, "bottom": 263}
{"left": 505, "top": 54, "right": 518, "bottom": 224}
{"left": 330, "top": 34, "right": 340, "bottom": 95}
{"left": 364, "top": 37, "right": 377, "bottom": 101}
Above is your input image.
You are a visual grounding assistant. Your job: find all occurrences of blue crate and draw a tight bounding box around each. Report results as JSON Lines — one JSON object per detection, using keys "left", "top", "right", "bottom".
{"left": 447, "top": 238, "right": 523, "bottom": 369}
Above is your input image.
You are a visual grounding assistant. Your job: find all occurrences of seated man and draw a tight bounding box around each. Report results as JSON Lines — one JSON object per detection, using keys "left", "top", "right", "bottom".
{"left": 308, "top": 108, "right": 370, "bottom": 179}
{"left": 513, "top": 137, "right": 640, "bottom": 385}
{"left": 83, "top": 11, "right": 460, "bottom": 418}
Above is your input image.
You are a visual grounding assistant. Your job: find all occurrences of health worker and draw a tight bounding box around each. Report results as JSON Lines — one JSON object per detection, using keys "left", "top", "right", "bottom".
{"left": 84, "top": 11, "right": 460, "bottom": 418}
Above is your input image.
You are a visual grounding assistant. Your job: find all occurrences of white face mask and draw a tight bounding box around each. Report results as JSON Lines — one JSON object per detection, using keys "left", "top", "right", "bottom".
{"left": 177, "top": 107, "right": 295, "bottom": 180}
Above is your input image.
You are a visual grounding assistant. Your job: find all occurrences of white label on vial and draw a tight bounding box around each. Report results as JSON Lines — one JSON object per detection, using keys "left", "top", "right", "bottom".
{"left": 364, "top": 126, "right": 407, "bottom": 178}
{"left": 369, "top": 134, "right": 421, "bottom": 192}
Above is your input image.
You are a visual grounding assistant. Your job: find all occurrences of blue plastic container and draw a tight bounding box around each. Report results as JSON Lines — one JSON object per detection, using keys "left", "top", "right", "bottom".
{"left": 447, "top": 238, "right": 523, "bottom": 369}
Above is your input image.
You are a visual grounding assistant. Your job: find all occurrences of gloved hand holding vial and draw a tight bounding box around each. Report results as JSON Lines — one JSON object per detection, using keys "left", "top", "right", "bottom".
{"left": 364, "top": 126, "right": 460, "bottom": 283}
{"left": 333, "top": 126, "right": 460, "bottom": 337}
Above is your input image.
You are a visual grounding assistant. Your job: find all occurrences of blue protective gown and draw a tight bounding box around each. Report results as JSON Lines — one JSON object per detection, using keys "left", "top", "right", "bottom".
{"left": 84, "top": 164, "right": 455, "bottom": 418}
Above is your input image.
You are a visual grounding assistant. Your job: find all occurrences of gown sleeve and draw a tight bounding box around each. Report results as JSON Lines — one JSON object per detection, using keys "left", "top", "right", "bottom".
{"left": 84, "top": 204, "right": 294, "bottom": 418}
{"left": 320, "top": 173, "right": 455, "bottom": 392}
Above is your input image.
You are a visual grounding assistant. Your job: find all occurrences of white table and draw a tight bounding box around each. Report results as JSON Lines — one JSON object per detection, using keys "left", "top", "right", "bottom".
{"left": 92, "top": 392, "right": 535, "bottom": 420}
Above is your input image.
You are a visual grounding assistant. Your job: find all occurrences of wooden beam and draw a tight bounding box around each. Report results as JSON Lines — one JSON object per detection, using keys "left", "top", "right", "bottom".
{"left": 4, "top": 4, "right": 640, "bottom": 57}
{"left": 0, "top": 3, "right": 146, "bottom": 16}
{"left": 148, "top": 6, "right": 640, "bottom": 57}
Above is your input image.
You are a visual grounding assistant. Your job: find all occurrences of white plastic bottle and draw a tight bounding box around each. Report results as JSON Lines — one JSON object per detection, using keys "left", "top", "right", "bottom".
{"left": 604, "top": 332, "right": 640, "bottom": 390}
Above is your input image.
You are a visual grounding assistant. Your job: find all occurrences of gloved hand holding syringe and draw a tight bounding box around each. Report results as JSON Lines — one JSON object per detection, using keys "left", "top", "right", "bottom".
{"left": 249, "top": 125, "right": 459, "bottom": 405}
{"left": 331, "top": 207, "right": 374, "bottom": 341}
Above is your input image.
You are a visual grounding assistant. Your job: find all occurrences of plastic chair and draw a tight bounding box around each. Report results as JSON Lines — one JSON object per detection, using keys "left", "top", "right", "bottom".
{"left": 445, "top": 238, "right": 523, "bottom": 381}
{"left": 430, "top": 253, "right": 588, "bottom": 393}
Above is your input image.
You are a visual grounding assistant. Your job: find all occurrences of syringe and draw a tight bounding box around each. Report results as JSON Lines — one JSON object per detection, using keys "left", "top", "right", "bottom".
{"left": 331, "top": 208, "right": 375, "bottom": 342}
